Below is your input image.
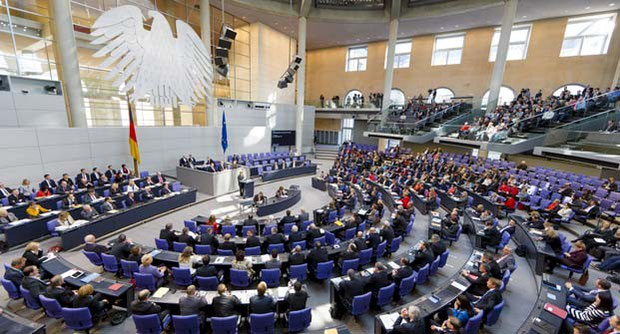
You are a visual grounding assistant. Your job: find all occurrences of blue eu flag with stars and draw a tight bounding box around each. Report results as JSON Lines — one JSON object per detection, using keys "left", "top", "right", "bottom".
{"left": 221, "top": 111, "right": 228, "bottom": 153}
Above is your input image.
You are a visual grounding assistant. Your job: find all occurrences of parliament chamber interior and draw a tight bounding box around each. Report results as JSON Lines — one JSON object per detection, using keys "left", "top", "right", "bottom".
{"left": 1, "top": 0, "right": 620, "bottom": 333}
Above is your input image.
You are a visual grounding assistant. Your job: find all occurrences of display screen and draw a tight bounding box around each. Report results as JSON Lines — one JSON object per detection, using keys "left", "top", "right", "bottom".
{"left": 272, "top": 130, "right": 296, "bottom": 146}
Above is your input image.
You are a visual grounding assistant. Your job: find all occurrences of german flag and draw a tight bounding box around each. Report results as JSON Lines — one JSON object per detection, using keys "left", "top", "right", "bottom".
{"left": 128, "top": 103, "right": 140, "bottom": 164}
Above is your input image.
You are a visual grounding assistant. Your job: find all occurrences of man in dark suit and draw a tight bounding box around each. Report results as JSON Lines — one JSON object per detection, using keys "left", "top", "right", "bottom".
{"left": 159, "top": 224, "right": 178, "bottom": 250}
{"left": 280, "top": 210, "right": 297, "bottom": 225}
{"left": 471, "top": 277, "right": 503, "bottom": 315}
{"left": 298, "top": 209, "right": 310, "bottom": 223}
{"left": 58, "top": 173, "right": 74, "bottom": 188}
{"left": 55, "top": 180, "right": 71, "bottom": 195}
{"left": 40, "top": 174, "right": 57, "bottom": 190}
{"left": 480, "top": 252, "right": 502, "bottom": 279}
{"left": 178, "top": 228, "right": 196, "bottom": 248}
{"left": 44, "top": 275, "right": 76, "bottom": 307}
{"left": 250, "top": 282, "right": 276, "bottom": 314}
{"left": 463, "top": 263, "right": 491, "bottom": 297}
{"left": 84, "top": 234, "right": 108, "bottom": 255}
{"left": 105, "top": 165, "right": 116, "bottom": 180}
{"left": 496, "top": 246, "right": 516, "bottom": 273}
{"left": 75, "top": 168, "right": 90, "bottom": 184}
{"left": 353, "top": 231, "right": 367, "bottom": 251}
{"left": 80, "top": 205, "right": 99, "bottom": 220}
{"left": 243, "top": 214, "right": 258, "bottom": 228}
{"left": 212, "top": 284, "right": 241, "bottom": 317}
{"left": 305, "top": 224, "right": 323, "bottom": 245}
{"left": 392, "top": 257, "right": 414, "bottom": 287}
{"left": 500, "top": 219, "right": 516, "bottom": 236}
{"left": 430, "top": 234, "right": 447, "bottom": 258}
{"left": 4, "top": 257, "right": 25, "bottom": 289}
{"left": 195, "top": 255, "right": 218, "bottom": 277}
{"left": 108, "top": 234, "right": 132, "bottom": 261}
{"left": 90, "top": 168, "right": 102, "bottom": 183}
{"left": 338, "top": 243, "right": 359, "bottom": 267}
{"left": 198, "top": 227, "right": 218, "bottom": 251}
{"left": 308, "top": 241, "right": 329, "bottom": 274}
{"left": 366, "top": 228, "right": 381, "bottom": 250}
{"left": 131, "top": 289, "right": 170, "bottom": 323}
{"left": 263, "top": 227, "right": 286, "bottom": 249}
{"left": 392, "top": 306, "right": 426, "bottom": 334}
{"left": 480, "top": 221, "right": 501, "bottom": 248}
{"left": 365, "top": 262, "right": 391, "bottom": 295}
{"left": 288, "top": 225, "right": 305, "bottom": 249}
{"left": 151, "top": 172, "right": 166, "bottom": 185}
{"left": 339, "top": 269, "right": 365, "bottom": 305}
{"left": 21, "top": 266, "right": 47, "bottom": 299}
{"left": 179, "top": 156, "right": 190, "bottom": 168}
{"left": 393, "top": 211, "right": 408, "bottom": 237}
{"left": 245, "top": 229, "right": 261, "bottom": 248}
{"left": 0, "top": 183, "right": 11, "bottom": 198}
{"left": 411, "top": 242, "right": 435, "bottom": 271}
{"left": 219, "top": 234, "right": 237, "bottom": 253}
{"left": 285, "top": 281, "right": 308, "bottom": 312}
{"left": 289, "top": 246, "right": 306, "bottom": 265}
{"left": 380, "top": 222, "right": 395, "bottom": 249}
{"left": 179, "top": 285, "right": 208, "bottom": 323}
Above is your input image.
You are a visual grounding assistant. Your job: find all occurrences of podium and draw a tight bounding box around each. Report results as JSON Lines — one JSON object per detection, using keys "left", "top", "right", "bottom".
{"left": 240, "top": 179, "right": 254, "bottom": 199}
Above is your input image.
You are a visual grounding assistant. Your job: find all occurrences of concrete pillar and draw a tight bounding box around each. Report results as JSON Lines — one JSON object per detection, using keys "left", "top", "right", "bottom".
{"left": 381, "top": 0, "right": 400, "bottom": 127}
{"left": 295, "top": 16, "right": 307, "bottom": 155}
{"left": 486, "top": 0, "right": 518, "bottom": 112}
{"left": 200, "top": 0, "right": 216, "bottom": 127}
{"left": 50, "top": 0, "right": 87, "bottom": 127}
{"left": 612, "top": 55, "right": 620, "bottom": 89}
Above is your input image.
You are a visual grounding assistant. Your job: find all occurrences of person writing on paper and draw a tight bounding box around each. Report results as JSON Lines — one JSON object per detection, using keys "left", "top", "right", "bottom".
{"left": 80, "top": 204, "right": 99, "bottom": 220}
{"left": 26, "top": 201, "right": 49, "bottom": 218}
{"left": 57, "top": 211, "right": 75, "bottom": 227}
{"left": 275, "top": 186, "right": 287, "bottom": 199}
{"left": 392, "top": 306, "right": 425, "bottom": 334}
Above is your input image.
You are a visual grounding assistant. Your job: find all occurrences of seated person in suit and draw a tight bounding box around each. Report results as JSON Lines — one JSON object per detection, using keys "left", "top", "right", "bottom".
{"left": 62, "top": 192, "right": 78, "bottom": 209}
{"left": 21, "top": 265, "right": 47, "bottom": 299}
{"left": 178, "top": 227, "right": 196, "bottom": 248}
{"left": 575, "top": 200, "right": 600, "bottom": 223}
{"left": 289, "top": 245, "right": 306, "bottom": 266}
{"left": 44, "top": 275, "right": 76, "bottom": 307}
{"left": 285, "top": 281, "right": 309, "bottom": 312}
{"left": 298, "top": 209, "right": 310, "bottom": 223}
{"left": 22, "top": 242, "right": 45, "bottom": 268}
{"left": 250, "top": 281, "right": 276, "bottom": 315}
{"left": 263, "top": 227, "right": 286, "bottom": 250}
{"left": 0, "top": 182, "right": 11, "bottom": 198}
{"left": 219, "top": 233, "right": 237, "bottom": 254}
{"left": 245, "top": 229, "right": 261, "bottom": 248}
{"left": 179, "top": 285, "right": 208, "bottom": 324}
{"left": 195, "top": 255, "right": 218, "bottom": 277}
{"left": 83, "top": 187, "right": 99, "bottom": 204}
{"left": 462, "top": 263, "right": 491, "bottom": 297}
{"left": 479, "top": 221, "right": 501, "bottom": 248}
{"left": 152, "top": 172, "right": 166, "bottom": 185}
{"left": 98, "top": 175, "right": 110, "bottom": 186}
{"left": 131, "top": 289, "right": 170, "bottom": 324}
{"left": 73, "top": 284, "right": 111, "bottom": 324}
{"left": 308, "top": 241, "right": 329, "bottom": 274}
{"left": 55, "top": 180, "right": 71, "bottom": 195}
{"left": 57, "top": 210, "right": 75, "bottom": 227}
{"left": 366, "top": 227, "right": 382, "bottom": 251}
{"left": 198, "top": 227, "right": 219, "bottom": 251}
{"left": 243, "top": 214, "right": 258, "bottom": 228}
{"left": 496, "top": 246, "right": 516, "bottom": 273}
{"left": 108, "top": 233, "right": 132, "bottom": 261}
{"left": 75, "top": 169, "right": 90, "bottom": 184}
{"left": 90, "top": 168, "right": 102, "bottom": 183}
{"left": 58, "top": 174, "right": 74, "bottom": 188}
{"left": 124, "top": 192, "right": 136, "bottom": 207}
{"left": 159, "top": 223, "right": 178, "bottom": 250}
{"left": 127, "top": 245, "right": 143, "bottom": 265}
{"left": 264, "top": 249, "right": 282, "bottom": 269}
{"left": 39, "top": 174, "right": 56, "bottom": 192}
{"left": 25, "top": 201, "right": 50, "bottom": 218}
{"left": 114, "top": 171, "right": 125, "bottom": 182}
{"left": 410, "top": 242, "right": 435, "bottom": 271}
{"left": 442, "top": 212, "right": 461, "bottom": 239}
{"left": 478, "top": 252, "right": 502, "bottom": 279}
{"left": 392, "top": 306, "right": 426, "bottom": 334}
{"left": 365, "top": 262, "right": 391, "bottom": 295}
{"left": 4, "top": 257, "right": 25, "bottom": 289}
{"left": 538, "top": 227, "right": 563, "bottom": 255}
{"left": 288, "top": 225, "right": 305, "bottom": 249}
{"left": 392, "top": 257, "right": 414, "bottom": 287}
{"left": 471, "top": 278, "right": 503, "bottom": 317}
{"left": 8, "top": 189, "right": 25, "bottom": 206}
{"left": 139, "top": 254, "right": 167, "bottom": 288}
{"left": 380, "top": 221, "right": 395, "bottom": 251}
{"left": 280, "top": 210, "right": 297, "bottom": 225}
{"left": 0, "top": 208, "right": 18, "bottom": 229}
{"left": 430, "top": 315, "right": 462, "bottom": 334}
{"left": 565, "top": 279, "right": 612, "bottom": 309}
{"left": 547, "top": 240, "right": 588, "bottom": 273}
{"left": 80, "top": 204, "right": 99, "bottom": 220}
{"left": 212, "top": 284, "right": 241, "bottom": 317}
{"left": 100, "top": 197, "right": 116, "bottom": 213}
{"left": 339, "top": 269, "right": 365, "bottom": 306}
{"left": 430, "top": 234, "right": 447, "bottom": 258}
{"left": 525, "top": 211, "right": 545, "bottom": 229}
{"left": 84, "top": 234, "right": 109, "bottom": 255}
{"left": 353, "top": 231, "right": 367, "bottom": 252}
{"left": 500, "top": 219, "right": 517, "bottom": 236}
{"left": 305, "top": 224, "right": 323, "bottom": 245}
{"left": 338, "top": 243, "right": 359, "bottom": 267}
{"left": 76, "top": 177, "right": 92, "bottom": 190}
{"left": 109, "top": 183, "right": 122, "bottom": 197}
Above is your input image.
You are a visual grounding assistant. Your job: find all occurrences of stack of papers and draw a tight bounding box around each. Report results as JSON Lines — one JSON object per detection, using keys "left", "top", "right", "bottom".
{"left": 451, "top": 281, "right": 468, "bottom": 291}
{"left": 152, "top": 287, "right": 169, "bottom": 298}
{"left": 214, "top": 257, "right": 225, "bottom": 264}
{"left": 379, "top": 313, "right": 400, "bottom": 330}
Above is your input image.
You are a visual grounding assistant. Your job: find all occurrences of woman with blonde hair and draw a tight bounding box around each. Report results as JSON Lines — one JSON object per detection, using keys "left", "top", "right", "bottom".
{"left": 178, "top": 246, "right": 200, "bottom": 274}
{"left": 18, "top": 179, "right": 32, "bottom": 198}
{"left": 73, "top": 284, "right": 110, "bottom": 324}
{"left": 139, "top": 254, "right": 167, "bottom": 287}
{"left": 22, "top": 242, "right": 44, "bottom": 268}
{"left": 57, "top": 211, "right": 75, "bottom": 227}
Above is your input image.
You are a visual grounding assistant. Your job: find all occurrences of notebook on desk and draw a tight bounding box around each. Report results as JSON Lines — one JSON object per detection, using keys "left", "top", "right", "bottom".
{"left": 108, "top": 283, "right": 123, "bottom": 291}
{"left": 80, "top": 273, "right": 100, "bottom": 283}
{"left": 543, "top": 303, "right": 567, "bottom": 319}
{"left": 152, "top": 287, "right": 169, "bottom": 298}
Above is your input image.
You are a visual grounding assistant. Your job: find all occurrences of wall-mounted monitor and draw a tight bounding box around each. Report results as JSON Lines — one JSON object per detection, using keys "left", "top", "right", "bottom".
{"left": 272, "top": 130, "right": 296, "bottom": 146}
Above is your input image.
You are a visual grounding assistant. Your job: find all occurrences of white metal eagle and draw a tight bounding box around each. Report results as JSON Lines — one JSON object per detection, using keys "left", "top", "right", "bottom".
{"left": 90, "top": 5, "right": 213, "bottom": 108}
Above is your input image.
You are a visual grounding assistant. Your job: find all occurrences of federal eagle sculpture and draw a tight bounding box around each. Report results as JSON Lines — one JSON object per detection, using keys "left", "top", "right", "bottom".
{"left": 90, "top": 5, "right": 213, "bottom": 108}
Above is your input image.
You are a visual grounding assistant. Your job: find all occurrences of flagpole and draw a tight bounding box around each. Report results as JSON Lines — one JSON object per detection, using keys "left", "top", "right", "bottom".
{"left": 126, "top": 93, "right": 139, "bottom": 177}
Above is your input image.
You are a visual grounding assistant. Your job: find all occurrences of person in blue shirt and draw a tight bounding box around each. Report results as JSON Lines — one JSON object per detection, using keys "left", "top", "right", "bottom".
{"left": 449, "top": 294, "right": 474, "bottom": 325}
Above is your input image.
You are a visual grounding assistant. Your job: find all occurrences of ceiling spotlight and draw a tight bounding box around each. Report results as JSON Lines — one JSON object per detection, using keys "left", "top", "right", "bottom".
{"left": 610, "top": 3, "right": 616, "bottom": 6}
{"left": 585, "top": 6, "right": 591, "bottom": 9}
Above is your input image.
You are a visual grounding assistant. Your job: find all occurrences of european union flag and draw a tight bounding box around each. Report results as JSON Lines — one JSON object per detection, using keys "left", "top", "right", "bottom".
{"left": 221, "top": 111, "right": 228, "bottom": 153}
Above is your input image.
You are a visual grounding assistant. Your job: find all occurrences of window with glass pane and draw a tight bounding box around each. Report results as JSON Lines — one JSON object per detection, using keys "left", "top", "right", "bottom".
{"left": 481, "top": 86, "right": 515, "bottom": 108}
{"left": 346, "top": 46, "right": 367, "bottom": 72}
{"left": 390, "top": 89, "right": 406, "bottom": 106}
{"left": 489, "top": 25, "right": 531, "bottom": 61}
{"left": 384, "top": 40, "right": 412, "bottom": 69}
{"left": 560, "top": 14, "right": 616, "bottom": 57}
{"left": 432, "top": 34, "right": 465, "bottom": 66}
{"left": 341, "top": 118, "right": 354, "bottom": 144}
{"left": 553, "top": 84, "right": 585, "bottom": 97}
{"left": 435, "top": 88, "right": 455, "bottom": 103}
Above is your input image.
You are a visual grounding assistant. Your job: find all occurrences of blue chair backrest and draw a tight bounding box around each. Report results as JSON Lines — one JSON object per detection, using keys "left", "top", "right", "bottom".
{"left": 222, "top": 225, "right": 236, "bottom": 236}
{"left": 195, "top": 245, "right": 211, "bottom": 255}
{"left": 376, "top": 283, "right": 395, "bottom": 306}
{"left": 391, "top": 236, "right": 401, "bottom": 253}
{"left": 173, "top": 242, "right": 188, "bottom": 252}
{"left": 405, "top": 221, "right": 413, "bottom": 236}
{"left": 172, "top": 267, "right": 193, "bottom": 287}
{"left": 289, "top": 264, "right": 308, "bottom": 281}
{"left": 133, "top": 314, "right": 164, "bottom": 334}
{"left": 359, "top": 248, "right": 373, "bottom": 266}
{"left": 184, "top": 220, "right": 197, "bottom": 233}
{"left": 62, "top": 307, "right": 93, "bottom": 331}
{"left": 291, "top": 240, "right": 307, "bottom": 250}
{"left": 1, "top": 278, "right": 20, "bottom": 300}
{"left": 245, "top": 246, "right": 261, "bottom": 256}
{"left": 429, "top": 256, "right": 440, "bottom": 276}
{"left": 155, "top": 238, "right": 169, "bottom": 250}
{"left": 172, "top": 314, "right": 200, "bottom": 334}
{"left": 499, "top": 231, "right": 511, "bottom": 248}
{"left": 358, "top": 221, "right": 366, "bottom": 232}
{"left": 263, "top": 225, "right": 277, "bottom": 236}
{"left": 351, "top": 292, "right": 372, "bottom": 316}
{"left": 439, "top": 250, "right": 450, "bottom": 268}
{"left": 376, "top": 241, "right": 387, "bottom": 258}
{"left": 250, "top": 312, "right": 275, "bottom": 334}
{"left": 502, "top": 268, "right": 511, "bottom": 289}
{"left": 315, "top": 261, "right": 334, "bottom": 280}
{"left": 56, "top": 200, "right": 63, "bottom": 210}
{"left": 20, "top": 287, "right": 41, "bottom": 310}
{"left": 283, "top": 223, "right": 295, "bottom": 235}
{"left": 327, "top": 210, "right": 337, "bottom": 223}
{"left": 399, "top": 274, "right": 416, "bottom": 297}
{"left": 120, "top": 259, "right": 139, "bottom": 278}
{"left": 267, "top": 243, "right": 285, "bottom": 254}
{"left": 196, "top": 276, "right": 219, "bottom": 291}
{"left": 464, "top": 310, "right": 484, "bottom": 334}
{"left": 338, "top": 207, "right": 346, "bottom": 218}
{"left": 416, "top": 264, "right": 429, "bottom": 285}
{"left": 39, "top": 295, "right": 63, "bottom": 318}
{"left": 597, "top": 317, "right": 611, "bottom": 333}
{"left": 261, "top": 268, "right": 280, "bottom": 288}
{"left": 301, "top": 220, "right": 312, "bottom": 231}
{"left": 325, "top": 231, "right": 336, "bottom": 246}
{"left": 230, "top": 269, "right": 249, "bottom": 287}
{"left": 101, "top": 253, "right": 119, "bottom": 272}
{"left": 242, "top": 226, "right": 257, "bottom": 237}
{"left": 486, "top": 300, "right": 504, "bottom": 326}
{"left": 82, "top": 250, "right": 103, "bottom": 266}
{"left": 47, "top": 219, "right": 59, "bottom": 234}
{"left": 345, "top": 228, "right": 356, "bottom": 240}
{"left": 217, "top": 249, "right": 234, "bottom": 256}
{"left": 341, "top": 259, "right": 359, "bottom": 275}
{"left": 288, "top": 308, "right": 312, "bottom": 332}
{"left": 134, "top": 273, "right": 156, "bottom": 291}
